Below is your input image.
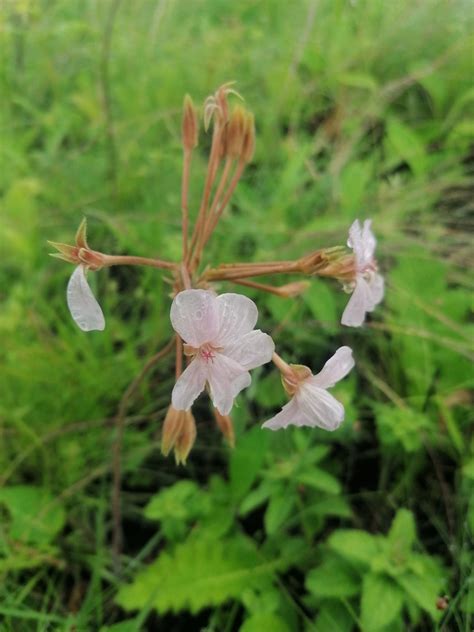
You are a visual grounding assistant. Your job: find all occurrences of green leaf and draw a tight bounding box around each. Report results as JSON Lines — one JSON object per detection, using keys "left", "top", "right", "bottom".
{"left": 144, "top": 480, "right": 203, "bottom": 521}
{"left": 264, "top": 494, "right": 295, "bottom": 535}
{"left": 313, "top": 600, "right": 354, "bottom": 632}
{"left": 395, "top": 568, "right": 443, "bottom": 619}
{"left": 230, "top": 426, "right": 268, "bottom": 499}
{"left": 306, "top": 557, "right": 360, "bottom": 598}
{"left": 303, "top": 280, "right": 338, "bottom": 332}
{"left": 116, "top": 534, "right": 285, "bottom": 614}
{"left": 387, "top": 509, "right": 416, "bottom": 562}
{"left": 240, "top": 613, "right": 291, "bottom": 632}
{"left": 296, "top": 468, "right": 342, "bottom": 494}
{"left": 0, "top": 486, "right": 65, "bottom": 546}
{"left": 386, "top": 118, "right": 428, "bottom": 177}
{"left": 328, "top": 530, "right": 382, "bottom": 567}
{"left": 239, "top": 482, "right": 273, "bottom": 517}
{"left": 360, "top": 574, "right": 404, "bottom": 631}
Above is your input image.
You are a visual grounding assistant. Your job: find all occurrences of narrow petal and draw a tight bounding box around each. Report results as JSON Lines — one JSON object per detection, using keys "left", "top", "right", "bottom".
{"left": 224, "top": 330, "right": 275, "bottom": 370}
{"left": 170, "top": 290, "right": 219, "bottom": 347}
{"left": 207, "top": 353, "right": 249, "bottom": 415}
{"left": 312, "top": 346, "right": 355, "bottom": 389}
{"left": 347, "top": 220, "right": 363, "bottom": 262}
{"left": 366, "top": 272, "right": 384, "bottom": 311}
{"left": 171, "top": 359, "right": 207, "bottom": 411}
{"left": 341, "top": 276, "right": 370, "bottom": 327}
{"left": 361, "top": 219, "right": 376, "bottom": 263}
{"left": 214, "top": 293, "right": 258, "bottom": 346}
{"left": 66, "top": 265, "right": 105, "bottom": 332}
{"left": 296, "top": 383, "right": 345, "bottom": 431}
{"left": 262, "top": 398, "right": 304, "bottom": 431}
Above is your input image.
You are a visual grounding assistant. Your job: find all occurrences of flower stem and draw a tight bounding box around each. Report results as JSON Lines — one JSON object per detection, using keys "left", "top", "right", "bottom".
{"left": 181, "top": 147, "right": 192, "bottom": 261}
{"left": 101, "top": 254, "right": 177, "bottom": 271}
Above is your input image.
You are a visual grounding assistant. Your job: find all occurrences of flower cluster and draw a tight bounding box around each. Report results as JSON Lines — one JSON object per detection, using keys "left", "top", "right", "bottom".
{"left": 50, "top": 83, "right": 385, "bottom": 464}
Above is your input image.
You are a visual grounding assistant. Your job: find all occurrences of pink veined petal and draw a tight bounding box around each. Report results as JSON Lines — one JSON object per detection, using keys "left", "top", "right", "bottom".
{"left": 367, "top": 272, "right": 384, "bottom": 310}
{"left": 224, "top": 330, "right": 275, "bottom": 370}
{"left": 341, "top": 276, "right": 370, "bottom": 327}
{"left": 170, "top": 289, "right": 219, "bottom": 347}
{"left": 214, "top": 293, "right": 258, "bottom": 346}
{"left": 296, "top": 382, "right": 345, "bottom": 431}
{"left": 262, "top": 398, "right": 303, "bottom": 431}
{"left": 311, "top": 346, "right": 355, "bottom": 389}
{"left": 207, "top": 353, "right": 249, "bottom": 415}
{"left": 171, "top": 359, "right": 207, "bottom": 411}
{"left": 66, "top": 265, "right": 105, "bottom": 332}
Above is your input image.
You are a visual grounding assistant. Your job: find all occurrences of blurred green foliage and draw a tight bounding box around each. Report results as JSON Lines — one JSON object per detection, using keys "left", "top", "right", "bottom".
{"left": 0, "top": 0, "right": 473, "bottom": 630}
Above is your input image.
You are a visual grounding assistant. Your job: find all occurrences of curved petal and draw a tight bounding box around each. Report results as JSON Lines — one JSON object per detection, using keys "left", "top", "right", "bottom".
{"left": 348, "top": 219, "right": 376, "bottom": 268}
{"left": 361, "top": 219, "right": 376, "bottom": 263}
{"left": 341, "top": 276, "right": 370, "bottom": 327}
{"left": 262, "top": 398, "right": 303, "bottom": 431}
{"left": 224, "top": 330, "right": 275, "bottom": 370}
{"left": 67, "top": 265, "right": 105, "bottom": 332}
{"left": 296, "top": 383, "right": 345, "bottom": 431}
{"left": 170, "top": 289, "right": 219, "bottom": 347}
{"left": 207, "top": 353, "right": 249, "bottom": 415}
{"left": 171, "top": 359, "right": 207, "bottom": 411}
{"left": 367, "top": 272, "right": 384, "bottom": 311}
{"left": 312, "top": 346, "right": 355, "bottom": 389}
{"left": 215, "top": 293, "right": 258, "bottom": 346}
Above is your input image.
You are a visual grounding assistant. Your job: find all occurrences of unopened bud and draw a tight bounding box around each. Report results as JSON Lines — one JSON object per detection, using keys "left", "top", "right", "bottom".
{"left": 213, "top": 409, "right": 235, "bottom": 448}
{"left": 225, "top": 106, "right": 246, "bottom": 159}
{"left": 161, "top": 406, "right": 197, "bottom": 465}
{"left": 242, "top": 112, "right": 255, "bottom": 163}
{"left": 182, "top": 95, "right": 198, "bottom": 150}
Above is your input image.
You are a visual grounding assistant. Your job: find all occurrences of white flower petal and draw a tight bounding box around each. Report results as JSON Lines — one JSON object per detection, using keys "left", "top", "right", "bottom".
{"left": 341, "top": 276, "right": 371, "bottom": 327}
{"left": 224, "top": 330, "right": 275, "bottom": 370}
{"left": 262, "top": 398, "right": 303, "bottom": 430}
{"left": 367, "top": 272, "right": 384, "bottom": 310}
{"left": 171, "top": 359, "right": 207, "bottom": 411}
{"left": 66, "top": 265, "right": 105, "bottom": 332}
{"left": 312, "top": 346, "right": 354, "bottom": 389}
{"left": 207, "top": 353, "right": 249, "bottom": 415}
{"left": 296, "top": 382, "right": 345, "bottom": 431}
{"left": 361, "top": 219, "right": 376, "bottom": 263}
{"left": 348, "top": 218, "right": 376, "bottom": 268}
{"left": 215, "top": 293, "right": 258, "bottom": 346}
{"left": 170, "top": 289, "right": 219, "bottom": 347}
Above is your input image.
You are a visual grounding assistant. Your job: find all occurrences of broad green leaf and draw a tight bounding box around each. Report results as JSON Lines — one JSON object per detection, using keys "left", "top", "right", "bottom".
{"left": 230, "top": 426, "right": 268, "bottom": 499}
{"left": 116, "top": 534, "right": 284, "bottom": 614}
{"left": 387, "top": 509, "right": 416, "bottom": 562}
{"left": 297, "top": 468, "right": 342, "bottom": 494}
{"left": 306, "top": 557, "right": 360, "bottom": 598}
{"left": 386, "top": 118, "right": 428, "bottom": 177}
{"left": 328, "top": 530, "right": 381, "bottom": 566}
{"left": 264, "top": 494, "right": 295, "bottom": 535}
{"left": 360, "top": 573, "right": 404, "bottom": 631}
{"left": 395, "top": 568, "right": 443, "bottom": 619}
{"left": 313, "top": 600, "right": 354, "bottom": 632}
{"left": 144, "top": 481, "right": 203, "bottom": 521}
{"left": 0, "top": 486, "right": 65, "bottom": 546}
{"left": 240, "top": 613, "right": 291, "bottom": 632}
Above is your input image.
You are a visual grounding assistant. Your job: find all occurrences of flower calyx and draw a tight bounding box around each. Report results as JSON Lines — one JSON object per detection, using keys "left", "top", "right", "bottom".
{"left": 48, "top": 219, "right": 105, "bottom": 271}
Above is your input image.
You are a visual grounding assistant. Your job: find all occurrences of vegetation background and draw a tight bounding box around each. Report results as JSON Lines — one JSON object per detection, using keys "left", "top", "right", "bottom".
{"left": 1, "top": 0, "right": 473, "bottom": 630}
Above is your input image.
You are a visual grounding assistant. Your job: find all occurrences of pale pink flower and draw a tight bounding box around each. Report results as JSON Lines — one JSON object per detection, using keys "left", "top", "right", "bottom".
{"left": 341, "top": 219, "right": 384, "bottom": 327}
{"left": 67, "top": 265, "right": 105, "bottom": 332}
{"left": 171, "top": 290, "right": 274, "bottom": 415}
{"left": 262, "top": 346, "right": 354, "bottom": 431}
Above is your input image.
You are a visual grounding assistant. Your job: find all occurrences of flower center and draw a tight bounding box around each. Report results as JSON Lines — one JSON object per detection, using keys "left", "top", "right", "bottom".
{"left": 183, "top": 342, "right": 221, "bottom": 364}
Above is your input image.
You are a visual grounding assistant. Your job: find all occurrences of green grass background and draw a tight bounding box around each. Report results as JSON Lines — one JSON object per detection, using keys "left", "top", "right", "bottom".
{"left": 0, "top": 0, "right": 473, "bottom": 630}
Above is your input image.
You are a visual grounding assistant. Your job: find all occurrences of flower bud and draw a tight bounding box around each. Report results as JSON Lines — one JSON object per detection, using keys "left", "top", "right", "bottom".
{"left": 182, "top": 95, "right": 198, "bottom": 150}
{"left": 225, "top": 106, "right": 246, "bottom": 159}
{"left": 213, "top": 409, "right": 235, "bottom": 448}
{"left": 161, "top": 406, "right": 197, "bottom": 465}
{"left": 242, "top": 112, "right": 255, "bottom": 163}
